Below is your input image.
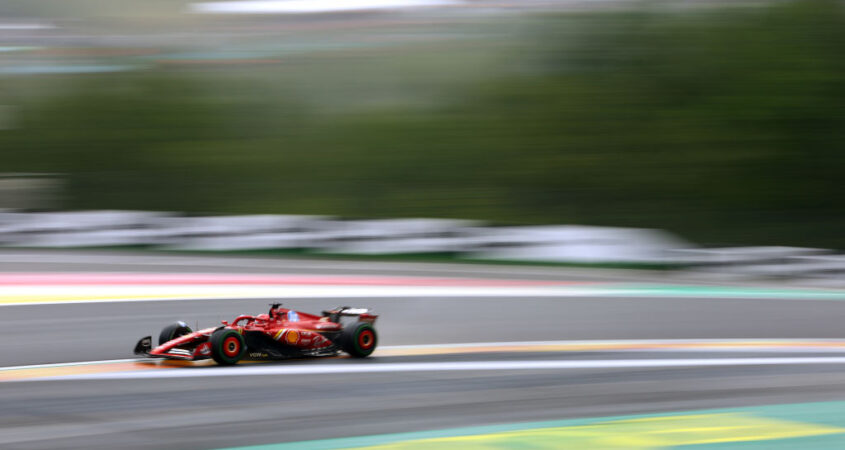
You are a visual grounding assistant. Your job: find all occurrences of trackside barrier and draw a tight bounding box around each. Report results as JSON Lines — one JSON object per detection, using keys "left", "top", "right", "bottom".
{"left": 312, "top": 218, "right": 484, "bottom": 254}
{"left": 157, "top": 214, "right": 333, "bottom": 250}
{"left": 674, "top": 247, "right": 845, "bottom": 285}
{"left": 468, "top": 225, "right": 688, "bottom": 264}
{"left": 0, "top": 211, "right": 685, "bottom": 262}
{"left": 0, "top": 210, "right": 842, "bottom": 284}
{"left": 0, "top": 210, "right": 171, "bottom": 247}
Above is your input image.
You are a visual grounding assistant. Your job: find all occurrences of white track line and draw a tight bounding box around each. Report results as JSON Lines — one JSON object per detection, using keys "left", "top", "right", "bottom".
{"left": 0, "top": 285, "right": 604, "bottom": 307}
{"left": 3, "top": 285, "right": 845, "bottom": 307}
{"left": 24, "top": 357, "right": 845, "bottom": 382}
{"left": 379, "top": 338, "right": 845, "bottom": 349}
{"left": 7, "top": 339, "right": 845, "bottom": 372}
{"left": 0, "top": 359, "right": 142, "bottom": 372}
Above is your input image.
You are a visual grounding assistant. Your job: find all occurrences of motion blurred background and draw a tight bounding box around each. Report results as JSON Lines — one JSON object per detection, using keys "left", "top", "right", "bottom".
{"left": 1, "top": 0, "right": 842, "bottom": 249}
{"left": 3, "top": 2, "right": 845, "bottom": 449}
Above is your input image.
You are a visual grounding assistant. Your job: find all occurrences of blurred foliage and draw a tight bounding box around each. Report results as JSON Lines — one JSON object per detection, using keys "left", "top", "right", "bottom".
{"left": 1, "top": 0, "right": 844, "bottom": 247}
{"left": 0, "top": 0, "right": 187, "bottom": 19}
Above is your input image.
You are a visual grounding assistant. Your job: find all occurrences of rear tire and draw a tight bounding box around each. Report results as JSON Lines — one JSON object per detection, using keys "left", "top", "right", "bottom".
{"left": 210, "top": 329, "right": 246, "bottom": 365}
{"left": 159, "top": 321, "right": 193, "bottom": 346}
{"left": 341, "top": 322, "right": 377, "bottom": 358}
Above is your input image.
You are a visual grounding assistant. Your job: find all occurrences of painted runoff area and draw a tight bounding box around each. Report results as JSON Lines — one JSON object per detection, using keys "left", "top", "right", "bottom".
{"left": 7, "top": 339, "right": 845, "bottom": 382}
{"left": 221, "top": 401, "right": 845, "bottom": 449}
{"left": 4, "top": 273, "right": 845, "bottom": 447}
{"left": 0, "top": 273, "right": 844, "bottom": 306}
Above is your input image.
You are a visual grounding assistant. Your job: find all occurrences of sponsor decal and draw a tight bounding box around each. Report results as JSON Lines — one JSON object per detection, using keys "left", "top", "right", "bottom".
{"left": 311, "top": 334, "right": 330, "bottom": 348}
{"left": 274, "top": 329, "right": 330, "bottom": 347}
{"left": 196, "top": 342, "right": 211, "bottom": 356}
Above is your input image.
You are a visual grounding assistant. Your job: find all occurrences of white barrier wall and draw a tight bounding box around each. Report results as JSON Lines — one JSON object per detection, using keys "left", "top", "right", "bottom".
{"left": 672, "top": 247, "right": 844, "bottom": 282}
{"left": 0, "top": 210, "right": 171, "bottom": 247}
{"left": 158, "top": 215, "right": 333, "bottom": 250}
{"left": 314, "top": 218, "right": 483, "bottom": 255}
{"left": 469, "top": 225, "right": 688, "bottom": 264}
{"left": 0, "top": 210, "right": 842, "bottom": 283}
{"left": 0, "top": 211, "right": 684, "bottom": 262}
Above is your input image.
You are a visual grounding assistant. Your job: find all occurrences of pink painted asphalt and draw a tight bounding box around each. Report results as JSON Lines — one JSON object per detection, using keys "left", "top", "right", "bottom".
{"left": 0, "top": 273, "right": 585, "bottom": 287}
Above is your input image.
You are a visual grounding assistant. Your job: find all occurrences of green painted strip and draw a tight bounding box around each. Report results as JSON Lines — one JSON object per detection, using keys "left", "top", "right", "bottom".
{"left": 611, "top": 285, "right": 845, "bottom": 300}
{"left": 219, "top": 401, "right": 845, "bottom": 450}
{"left": 686, "top": 435, "right": 845, "bottom": 450}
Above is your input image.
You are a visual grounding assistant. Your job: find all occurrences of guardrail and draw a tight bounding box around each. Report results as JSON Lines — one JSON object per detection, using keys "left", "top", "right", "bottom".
{"left": 673, "top": 247, "right": 845, "bottom": 285}
{"left": 0, "top": 210, "right": 842, "bottom": 285}
{"left": 0, "top": 210, "right": 684, "bottom": 261}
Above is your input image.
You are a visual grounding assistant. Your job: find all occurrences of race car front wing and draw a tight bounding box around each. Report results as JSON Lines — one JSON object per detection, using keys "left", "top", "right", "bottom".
{"left": 134, "top": 336, "right": 152, "bottom": 356}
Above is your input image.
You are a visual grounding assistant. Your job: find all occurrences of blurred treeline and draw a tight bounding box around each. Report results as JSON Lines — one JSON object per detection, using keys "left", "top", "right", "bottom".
{"left": 1, "top": 0, "right": 843, "bottom": 248}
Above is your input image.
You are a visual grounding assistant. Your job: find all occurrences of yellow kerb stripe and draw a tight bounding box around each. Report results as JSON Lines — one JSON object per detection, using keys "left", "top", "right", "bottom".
{"left": 354, "top": 413, "right": 845, "bottom": 449}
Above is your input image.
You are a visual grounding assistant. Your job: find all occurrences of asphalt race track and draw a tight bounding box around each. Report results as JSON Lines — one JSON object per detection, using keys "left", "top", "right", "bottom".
{"left": 7, "top": 294, "right": 845, "bottom": 367}
{"left": 2, "top": 251, "right": 845, "bottom": 449}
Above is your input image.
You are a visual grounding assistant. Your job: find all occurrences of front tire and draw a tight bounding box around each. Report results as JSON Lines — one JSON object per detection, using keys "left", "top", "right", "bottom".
{"left": 210, "top": 329, "right": 246, "bottom": 365}
{"left": 341, "top": 322, "right": 377, "bottom": 358}
{"left": 159, "top": 321, "right": 193, "bottom": 346}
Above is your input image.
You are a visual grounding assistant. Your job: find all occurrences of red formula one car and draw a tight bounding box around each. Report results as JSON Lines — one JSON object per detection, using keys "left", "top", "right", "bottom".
{"left": 134, "top": 304, "right": 378, "bottom": 365}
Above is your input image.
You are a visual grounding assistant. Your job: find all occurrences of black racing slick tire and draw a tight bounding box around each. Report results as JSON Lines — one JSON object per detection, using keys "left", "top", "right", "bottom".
{"left": 210, "top": 328, "right": 247, "bottom": 365}
{"left": 158, "top": 321, "right": 193, "bottom": 346}
{"left": 341, "top": 322, "right": 377, "bottom": 358}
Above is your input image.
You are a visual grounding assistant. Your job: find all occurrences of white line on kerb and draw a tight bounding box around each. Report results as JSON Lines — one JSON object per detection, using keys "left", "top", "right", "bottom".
{"left": 6, "top": 339, "right": 845, "bottom": 372}
{"left": 24, "top": 357, "right": 845, "bottom": 382}
{"left": 0, "top": 359, "right": 142, "bottom": 372}
{"left": 379, "top": 338, "right": 845, "bottom": 349}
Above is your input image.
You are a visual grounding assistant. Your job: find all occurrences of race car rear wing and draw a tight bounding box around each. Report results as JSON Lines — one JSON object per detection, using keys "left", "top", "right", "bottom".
{"left": 322, "top": 306, "right": 378, "bottom": 324}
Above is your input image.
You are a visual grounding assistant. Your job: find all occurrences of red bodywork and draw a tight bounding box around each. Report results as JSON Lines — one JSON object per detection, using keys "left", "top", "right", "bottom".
{"left": 146, "top": 306, "right": 378, "bottom": 361}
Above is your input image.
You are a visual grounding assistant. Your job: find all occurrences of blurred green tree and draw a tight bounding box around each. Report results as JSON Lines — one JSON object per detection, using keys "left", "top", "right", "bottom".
{"left": 1, "top": 0, "right": 843, "bottom": 247}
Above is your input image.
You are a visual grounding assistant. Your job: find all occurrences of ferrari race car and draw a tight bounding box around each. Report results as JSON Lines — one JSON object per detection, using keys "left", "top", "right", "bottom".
{"left": 134, "top": 304, "right": 378, "bottom": 365}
